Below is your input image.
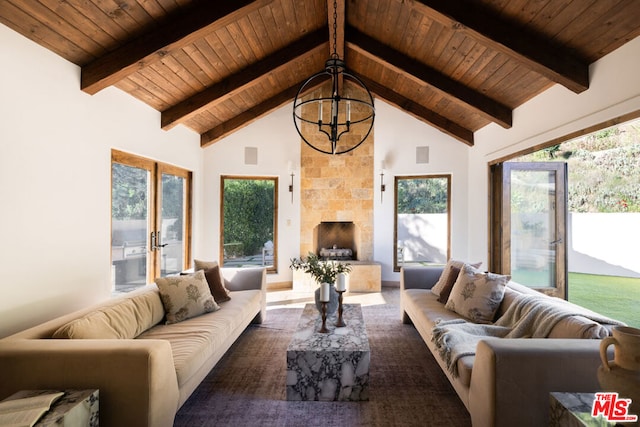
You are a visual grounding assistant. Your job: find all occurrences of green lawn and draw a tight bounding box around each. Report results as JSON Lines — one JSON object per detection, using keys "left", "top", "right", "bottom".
{"left": 568, "top": 273, "right": 640, "bottom": 328}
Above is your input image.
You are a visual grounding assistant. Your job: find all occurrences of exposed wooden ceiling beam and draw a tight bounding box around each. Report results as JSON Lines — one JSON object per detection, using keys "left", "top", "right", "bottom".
{"left": 201, "top": 76, "right": 329, "bottom": 147}
{"left": 360, "top": 76, "right": 474, "bottom": 146}
{"left": 162, "top": 28, "right": 328, "bottom": 130}
{"left": 411, "top": 0, "right": 589, "bottom": 93}
{"left": 81, "top": 0, "right": 275, "bottom": 95}
{"left": 347, "top": 26, "right": 512, "bottom": 129}
{"left": 200, "top": 84, "right": 299, "bottom": 147}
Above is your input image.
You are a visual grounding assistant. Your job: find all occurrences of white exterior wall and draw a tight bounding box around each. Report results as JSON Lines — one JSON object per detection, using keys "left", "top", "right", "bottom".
{"left": 0, "top": 24, "right": 201, "bottom": 337}
{"left": 569, "top": 213, "right": 640, "bottom": 278}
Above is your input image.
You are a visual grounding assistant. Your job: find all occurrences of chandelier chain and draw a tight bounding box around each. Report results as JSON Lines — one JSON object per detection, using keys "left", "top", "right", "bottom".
{"left": 331, "top": 0, "right": 338, "bottom": 59}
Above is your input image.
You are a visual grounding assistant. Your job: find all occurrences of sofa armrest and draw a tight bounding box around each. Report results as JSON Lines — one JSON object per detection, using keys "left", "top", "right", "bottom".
{"left": 469, "top": 338, "right": 604, "bottom": 427}
{"left": 0, "top": 339, "right": 179, "bottom": 427}
{"left": 400, "top": 266, "right": 443, "bottom": 291}
{"left": 222, "top": 267, "right": 267, "bottom": 323}
{"left": 222, "top": 267, "right": 266, "bottom": 292}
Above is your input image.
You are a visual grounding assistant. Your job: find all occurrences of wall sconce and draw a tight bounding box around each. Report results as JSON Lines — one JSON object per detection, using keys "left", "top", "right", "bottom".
{"left": 380, "top": 161, "right": 386, "bottom": 203}
{"left": 287, "top": 161, "right": 295, "bottom": 204}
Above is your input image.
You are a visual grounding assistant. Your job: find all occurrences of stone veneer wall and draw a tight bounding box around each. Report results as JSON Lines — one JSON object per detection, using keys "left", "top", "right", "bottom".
{"left": 299, "top": 129, "right": 374, "bottom": 261}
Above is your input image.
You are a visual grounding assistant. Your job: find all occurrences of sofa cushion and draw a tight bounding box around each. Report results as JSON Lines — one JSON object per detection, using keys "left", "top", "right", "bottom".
{"left": 437, "top": 265, "right": 460, "bottom": 304}
{"left": 204, "top": 265, "right": 231, "bottom": 303}
{"left": 138, "top": 289, "right": 263, "bottom": 388}
{"left": 445, "top": 264, "right": 509, "bottom": 323}
{"left": 547, "top": 315, "right": 610, "bottom": 339}
{"left": 194, "top": 259, "right": 218, "bottom": 271}
{"left": 52, "top": 288, "right": 165, "bottom": 339}
{"left": 155, "top": 270, "right": 220, "bottom": 324}
{"left": 431, "top": 260, "right": 481, "bottom": 297}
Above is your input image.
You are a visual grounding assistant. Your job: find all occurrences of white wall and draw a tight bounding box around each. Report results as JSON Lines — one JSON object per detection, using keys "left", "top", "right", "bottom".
{"left": 373, "top": 100, "right": 470, "bottom": 282}
{"left": 468, "top": 36, "right": 640, "bottom": 266}
{"left": 0, "top": 24, "right": 201, "bottom": 337}
{"left": 201, "top": 106, "right": 301, "bottom": 285}
{"left": 201, "top": 99, "right": 470, "bottom": 285}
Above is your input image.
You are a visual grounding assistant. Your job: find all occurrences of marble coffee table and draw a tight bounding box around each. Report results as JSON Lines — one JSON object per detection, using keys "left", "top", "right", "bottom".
{"left": 286, "top": 303, "right": 370, "bottom": 401}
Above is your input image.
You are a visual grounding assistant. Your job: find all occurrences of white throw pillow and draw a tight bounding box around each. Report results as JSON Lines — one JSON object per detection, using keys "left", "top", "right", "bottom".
{"left": 445, "top": 264, "right": 510, "bottom": 323}
{"left": 431, "top": 259, "right": 481, "bottom": 297}
{"left": 155, "top": 270, "right": 220, "bottom": 324}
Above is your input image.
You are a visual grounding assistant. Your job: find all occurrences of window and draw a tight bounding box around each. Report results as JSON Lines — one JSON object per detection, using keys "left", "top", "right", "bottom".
{"left": 394, "top": 175, "right": 451, "bottom": 271}
{"left": 111, "top": 150, "right": 192, "bottom": 292}
{"left": 220, "top": 176, "right": 278, "bottom": 272}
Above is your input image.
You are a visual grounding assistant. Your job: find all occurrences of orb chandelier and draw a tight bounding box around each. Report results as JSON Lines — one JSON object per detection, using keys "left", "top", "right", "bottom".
{"left": 292, "top": 1, "right": 375, "bottom": 155}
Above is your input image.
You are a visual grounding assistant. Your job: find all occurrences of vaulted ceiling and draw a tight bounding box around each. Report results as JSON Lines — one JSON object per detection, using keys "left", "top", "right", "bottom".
{"left": 2, "top": 0, "right": 640, "bottom": 147}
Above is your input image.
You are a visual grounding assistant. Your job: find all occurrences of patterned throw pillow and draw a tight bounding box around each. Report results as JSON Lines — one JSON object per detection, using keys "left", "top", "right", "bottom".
{"left": 445, "top": 264, "right": 510, "bottom": 323}
{"left": 431, "top": 259, "right": 482, "bottom": 297}
{"left": 155, "top": 270, "right": 220, "bottom": 324}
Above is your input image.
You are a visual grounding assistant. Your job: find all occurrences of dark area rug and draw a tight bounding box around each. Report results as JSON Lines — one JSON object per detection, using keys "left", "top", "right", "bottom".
{"left": 174, "top": 292, "right": 471, "bottom": 426}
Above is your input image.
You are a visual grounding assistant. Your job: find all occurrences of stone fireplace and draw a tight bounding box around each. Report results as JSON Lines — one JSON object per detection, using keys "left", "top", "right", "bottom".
{"left": 294, "top": 96, "right": 380, "bottom": 292}
{"left": 298, "top": 114, "right": 374, "bottom": 261}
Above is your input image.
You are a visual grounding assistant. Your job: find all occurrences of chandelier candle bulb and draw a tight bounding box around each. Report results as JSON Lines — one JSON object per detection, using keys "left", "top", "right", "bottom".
{"left": 336, "top": 273, "right": 347, "bottom": 292}
{"left": 346, "top": 101, "right": 351, "bottom": 123}
{"left": 318, "top": 100, "right": 322, "bottom": 123}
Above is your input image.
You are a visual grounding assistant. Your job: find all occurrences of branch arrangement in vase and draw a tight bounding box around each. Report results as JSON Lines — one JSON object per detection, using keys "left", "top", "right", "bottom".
{"left": 290, "top": 252, "right": 351, "bottom": 284}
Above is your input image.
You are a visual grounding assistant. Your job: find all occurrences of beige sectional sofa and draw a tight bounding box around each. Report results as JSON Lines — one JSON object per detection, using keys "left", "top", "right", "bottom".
{"left": 0, "top": 266, "right": 266, "bottom": 427}
{"left": 401, "top": 265, "right": 623, "bottom": 427}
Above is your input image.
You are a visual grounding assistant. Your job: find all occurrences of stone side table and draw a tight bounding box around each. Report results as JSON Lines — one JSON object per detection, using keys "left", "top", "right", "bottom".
{"left": 549, "top": 392, "right": 617, "bottom": 427}
{"left": 2, "top": 389, "right": 99, "bottom": 426}
{"left": 286, "top": 303, "right": 370, "bottom": 401}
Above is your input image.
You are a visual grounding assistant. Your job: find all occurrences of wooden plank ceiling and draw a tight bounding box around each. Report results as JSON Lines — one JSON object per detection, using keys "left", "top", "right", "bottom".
{"left": 2, "top": 0, "right": 640, "bottom": 147}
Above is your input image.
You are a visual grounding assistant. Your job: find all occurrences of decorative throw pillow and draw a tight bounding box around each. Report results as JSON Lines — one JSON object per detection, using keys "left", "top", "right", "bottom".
{"left": 445, "top": 264, "right": 510, "bottom": 323}
{"left": 437, "top": 265, "right": 460, "bottom": 304}
{"left": 194, "top": 259, "right": 218, "bottom": 271}
{"left": 155, "top": 270, "right": 220, "bottom": 324}
{"left": 431, "top": 259, "right": 482, "bottom": 297}
{"left": 204, "top": 265, "right": 231, "bottom": 303}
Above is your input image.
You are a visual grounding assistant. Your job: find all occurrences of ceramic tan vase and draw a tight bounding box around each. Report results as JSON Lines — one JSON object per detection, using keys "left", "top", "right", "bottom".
{"left": 598, "top": 326, "right": 640, "bottom": 419}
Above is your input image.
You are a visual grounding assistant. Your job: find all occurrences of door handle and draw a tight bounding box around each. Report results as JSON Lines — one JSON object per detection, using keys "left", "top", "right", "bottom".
{"left": 150, "top": 231, "right": 167, "bottom": 251}
{"left": 550, "top": 238, "right": 563, "bottom": 245}
{"left": 157, "top": 231, "right": 168, "bottom": 249}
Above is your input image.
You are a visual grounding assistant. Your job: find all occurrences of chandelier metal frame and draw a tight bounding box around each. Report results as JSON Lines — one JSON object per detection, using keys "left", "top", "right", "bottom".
{"left": 292, "top": 1, "right": 375, "bottom": 155}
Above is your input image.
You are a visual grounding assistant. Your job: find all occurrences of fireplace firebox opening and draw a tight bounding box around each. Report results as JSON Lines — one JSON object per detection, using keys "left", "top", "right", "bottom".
{"left": 315, "top": 221, "right": 358, "bottom": 261}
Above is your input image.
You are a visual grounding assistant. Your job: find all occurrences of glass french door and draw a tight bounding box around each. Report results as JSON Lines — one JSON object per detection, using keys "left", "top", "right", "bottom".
{"left": 156, "top": 165, "right": 192, "bottom": 277}
{"left": 491, "top": 162, "right": 567, "bottom": 298}
{"left": 111, "top": 151, "right": 192, "bottom": 291}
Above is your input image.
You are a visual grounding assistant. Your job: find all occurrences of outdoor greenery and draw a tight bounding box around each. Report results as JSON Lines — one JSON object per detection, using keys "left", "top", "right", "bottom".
{"left": 112, "top": 163, "right": 148, "bottom": 220}
{"left": 568, "top": 273, "right": 640, "bottom": 328}
{"left": 519, "top": 120, "right": 640, "bottom": 212}
{"left": 222, "top": 178, "right": 275, "bottom": 257}
{"left": 111, "top": 164, "right": 184, "bottom": 238}
{"left": 397, "top": 177, "right": 448, "bottom": 213}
